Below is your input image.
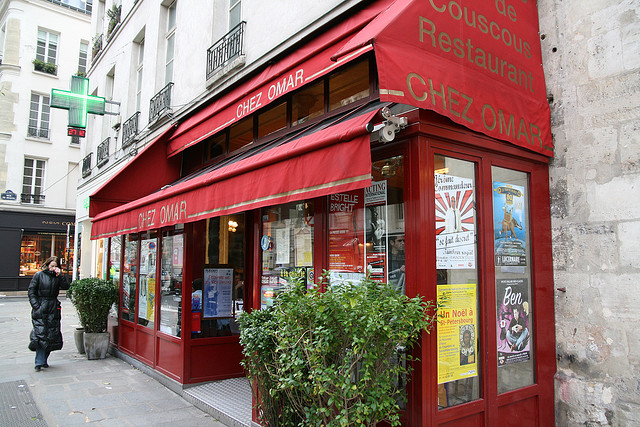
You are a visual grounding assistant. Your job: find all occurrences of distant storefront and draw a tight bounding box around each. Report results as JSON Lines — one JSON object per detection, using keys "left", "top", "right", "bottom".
{"left": 0, "top": 211, "right": 74, "bottom": 291}
{"left": 88, "top": 1, "right": 556, "bottom": 425}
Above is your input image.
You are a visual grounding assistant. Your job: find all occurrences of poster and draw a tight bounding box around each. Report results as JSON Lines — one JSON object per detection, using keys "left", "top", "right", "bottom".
{"left": 138, "top": 277, "right": 148, "bottom": 320}
{"left": 437, "top": 283, "right": 478, "bottom": 384}
{"left": 435, "top": 174, "right": 475, "bottom": 269}
{"left": 275, "top": 226, "right": 290, "bottom": 265}
{"left": 172, "top": 234, "right": 183, "bottom": 267}
{"left": 365, "top": 181, "right": 388, "bottom": 283}
{"left": 294, "top": 226, "right": 313, "bottom": 267}
{"left": 497, "top": 278, "right": 532, "bottom": 366}
{"left": 492, "top": 181, "right": 527, "bottom": 268}
{"left": 203, "top": 268, "right": 233, "bottom": 318}
{"left": 146, "top": 277, "right": 155, "bottom": 321}
{"left": 261, "top": 268, "right": 309, "bottom": 308}
{"left": 328, "top": 190, "right": 365, "bottom": 274}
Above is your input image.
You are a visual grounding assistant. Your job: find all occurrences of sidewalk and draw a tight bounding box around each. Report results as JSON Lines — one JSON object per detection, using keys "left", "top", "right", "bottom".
{"left": 0, "top": 295, "right": 230, "bottom": 426}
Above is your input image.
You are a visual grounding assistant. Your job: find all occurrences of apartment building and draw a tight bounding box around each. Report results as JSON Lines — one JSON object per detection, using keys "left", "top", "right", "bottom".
{"left": 0, "top": 0, "right": 91, "bottom": 291}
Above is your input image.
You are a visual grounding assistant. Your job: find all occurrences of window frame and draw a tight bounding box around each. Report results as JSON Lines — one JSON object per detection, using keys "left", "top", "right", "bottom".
{"left": 22, "top": 157, "right": 46, "bottom": 204}
{"left": 36, "top": 29, "right": 58, "bottom": 65}
{"left": 28, "top": 93, "right": 51, "bottom": 139}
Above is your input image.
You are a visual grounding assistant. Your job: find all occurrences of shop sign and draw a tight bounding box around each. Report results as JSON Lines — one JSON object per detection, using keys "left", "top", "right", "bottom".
{"left": 371, "top": 0, "right": 553, "bottom": 155}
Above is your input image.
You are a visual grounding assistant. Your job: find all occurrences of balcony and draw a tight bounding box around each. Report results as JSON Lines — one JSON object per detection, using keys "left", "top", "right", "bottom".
{"left": 149, "top": 83, "right": 173, "bottom": 124}
{"left": 27, "top": 126, "right": 49, "bottom": 139}
{"left": 97, "top": 137, "right": 110, "bottom": 168}
{"left": 82, "top": 153, "right": 92, "bottom": 178}
{"left": 122, "top": 112, "right": 140, "bottom": 148}
{"left": 206, "top": 21, "right": 246, "bottom": 81}
{"left": 21, "top": 193, "right": 45, "bottom": 205}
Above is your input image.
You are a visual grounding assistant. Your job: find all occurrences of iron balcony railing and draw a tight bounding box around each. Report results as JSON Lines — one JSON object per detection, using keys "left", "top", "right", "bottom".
{"left": 149, "top": 82, "right": 173, "bottom": 123}
{"left": 27, "top": 126, "right": 49, "bottom": 139}
{"left": 82, "top": 153, "right": 92, "bottom": 178}
{"left": 206, "top": 21, "right": 246, "bottom": 80}
{"left": 122, "top": 111, "right": 140, "bottom": 148}
{"left": 97, "top": 137, "right": 109, "bottom": 168}
{"left": 21, "top": 193, "right": 45, "bottom": 204}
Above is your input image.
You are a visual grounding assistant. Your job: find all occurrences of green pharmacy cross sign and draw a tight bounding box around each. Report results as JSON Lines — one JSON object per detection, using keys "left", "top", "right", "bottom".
{"left": 51, "top": 76, "right": 105, "bottom": 129}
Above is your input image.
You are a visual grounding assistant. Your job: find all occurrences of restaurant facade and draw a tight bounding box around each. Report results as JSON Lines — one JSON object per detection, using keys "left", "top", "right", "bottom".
{"left": 89, "top": 1, "right": 555, "bottom": 425}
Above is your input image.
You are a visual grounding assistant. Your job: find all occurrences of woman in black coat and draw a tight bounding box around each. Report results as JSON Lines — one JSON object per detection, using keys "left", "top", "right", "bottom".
{"left": 28, "top": 256, "right": 67, "bottom": 371}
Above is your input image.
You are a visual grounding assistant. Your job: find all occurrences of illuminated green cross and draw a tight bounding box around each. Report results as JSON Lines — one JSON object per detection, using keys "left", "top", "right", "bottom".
{"left": 51, "top": 76, "right": 105, "bottom": 129}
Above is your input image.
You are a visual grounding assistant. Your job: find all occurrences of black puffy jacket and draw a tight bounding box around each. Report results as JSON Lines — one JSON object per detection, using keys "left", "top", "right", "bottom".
{"left": 28, "top": 270, "right": 66, "bottom": 352}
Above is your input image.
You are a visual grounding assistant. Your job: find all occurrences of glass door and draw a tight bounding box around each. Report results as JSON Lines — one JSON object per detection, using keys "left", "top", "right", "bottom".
{"left": 434, "top": 155, "right": 482, "bottom": 409}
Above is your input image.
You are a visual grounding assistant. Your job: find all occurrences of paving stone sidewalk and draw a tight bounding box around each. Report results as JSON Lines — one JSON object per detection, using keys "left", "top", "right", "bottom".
{"left": 0, "top": 295, "right": 228, "bottom": 426}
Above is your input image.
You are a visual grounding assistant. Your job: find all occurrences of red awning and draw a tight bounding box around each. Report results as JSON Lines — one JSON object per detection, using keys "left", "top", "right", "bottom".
{"left": 334, "top": 0, "right": 554, "bottom": 156}
{"left": 91, "top": 109, "right": 379, "bottom": 239}
{"left": 165, "top": 0, "right": 396, "bottom": 158}
{"left": 89, "top": 124, "right": 180, "bottom": 218}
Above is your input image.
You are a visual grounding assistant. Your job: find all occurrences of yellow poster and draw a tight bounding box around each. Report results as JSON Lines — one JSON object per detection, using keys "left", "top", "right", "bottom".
{"left": 437, "top": 283, "right": 478, "bottom": 384}
{"left": 147, "top": 277, "right": 155, "bottom": 321}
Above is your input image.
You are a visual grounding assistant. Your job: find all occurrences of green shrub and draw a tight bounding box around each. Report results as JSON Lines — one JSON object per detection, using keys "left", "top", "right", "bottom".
{"left": 239, "top": 274, "right": 437, "bottom": 427}
{"left": 67, "top": 277, "right": 118, "bottom": 333}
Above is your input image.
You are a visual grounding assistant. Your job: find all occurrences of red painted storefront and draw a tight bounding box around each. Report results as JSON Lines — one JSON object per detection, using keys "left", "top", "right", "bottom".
{"left": 91, "top": 1, "right": 555, "bottom": 425}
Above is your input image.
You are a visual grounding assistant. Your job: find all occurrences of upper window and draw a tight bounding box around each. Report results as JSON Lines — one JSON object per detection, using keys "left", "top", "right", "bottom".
{"left": 229, "top": 0, "right": 241, "bottom": 29}
{"left": 36, "top": 29, "right": 58, "bottom": 65}
{"left": 165, "top": 2, "right": 176, "bottom": 85}
{"left": 78, "top": 41, "right": 89, "bottom": 75}
{"left": 22, "top": 158, "right": 46, "bottom": 205}
{"left": 136, "top": 39, "right": 144, "bottom": 112}
{"left": 28, "top": 93, "right": 50, "bottom": 139}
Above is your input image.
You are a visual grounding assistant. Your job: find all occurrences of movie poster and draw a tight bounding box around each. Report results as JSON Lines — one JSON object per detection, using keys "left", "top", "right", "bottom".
{"left": 437, "top": 283, "right": 478, "bottom": 384}
{"left": 435, "top": 174, "right": 475, "bottom": 269}
{"left": 496, "top": 278, "right": 532, "bottom": 366}
{"left": 328, "top": 189, "right": 366, "bottom": 278}
{"left": 203, "top": 268, "right": 233, "bottom": 318}
{"left": 492, "top": 181, "right": 527, "bottom": 268}
{"left": 365, "top": 181, "right": 388, "bottom": 283}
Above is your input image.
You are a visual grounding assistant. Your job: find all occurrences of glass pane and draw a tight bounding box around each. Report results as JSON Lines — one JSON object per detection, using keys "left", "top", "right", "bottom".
{"left": 292, "top": 80, "right": 324, "bottom": 126}
{"left": 435, "top": 155, "right": 481, "bottom": 409}
{"left": 229, "top": 0, "right": 241, "bottom": 28}
{"left": 492, "top": 166, "right": 534, "bottom": 393}
{"left": 192, "top": 214, "right": 245, "bottom": 338}
{"left": 205, "top": 132, "right": 226, "bottom": 161}
{"left": 229, "top": 116, "right": 253, "bottom": 151}
{"left": 122, "top": 234, "right": 138, "bottom": 323}
{"left": 160, "top": 228, "right": 183, "bottom": 337}
{"left": 257, "top": 102, "right": 286, "bottom": 139}
{"left": 329, "top": 59, "right": 369, "bottom": 111}
{"left": 327, "top": 156, "right": 405, "bottom": 291}
{"left": 168, "top": 2, "right": 177, "bottom": 30}
{"left": 261, "top": 201, "right": 314, "bottom": 308}
{"left": 109, "top": 236, "right": 121, "bottom": 288}
{"left": 138, "top": 234, "right": 157, "bottom": 328}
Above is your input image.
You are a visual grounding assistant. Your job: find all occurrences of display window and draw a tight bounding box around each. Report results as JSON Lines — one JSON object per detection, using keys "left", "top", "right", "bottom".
{"left": 20, "top": 232, "right": 74, "bottom": 276}
{"left": 434, "top": 155, "right": 481, "bottom": 409}
{"left": 492, "top": 166, "right": 534, "bottom": 393}
{"left": 138, "top": 232, "right": 158, "bottom": 329}
{"left": 261, "top": 201, "right": 314, "bottom": 308}
{"left": 327, "top": 156, "right": 405, "bottom": 291}
{"left": 159, "top": 226, "right": 184, "bottom": 337}
{"left": 121, "top": 234, "right": 139, "bottom": 323}
{"left": 191, "top": 214, "right": 246, "bottom": 338}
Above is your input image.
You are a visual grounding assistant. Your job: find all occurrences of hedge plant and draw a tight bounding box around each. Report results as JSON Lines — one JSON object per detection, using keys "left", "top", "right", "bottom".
{"left": 239, "top": 274, "right": 437, "bottom": 427}
{"left": 67, "top": 277, "right": 118, "bottom": 333}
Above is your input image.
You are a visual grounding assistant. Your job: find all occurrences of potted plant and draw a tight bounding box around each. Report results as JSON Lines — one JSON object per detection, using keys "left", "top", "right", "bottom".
{"left": 67, "top": 277, "right": 118, "bottom": 359}
{"left": 32, "top": 58, "right": 57, "bottom": 75}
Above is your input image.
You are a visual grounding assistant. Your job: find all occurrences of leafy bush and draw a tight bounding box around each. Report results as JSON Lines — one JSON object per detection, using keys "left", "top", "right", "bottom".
{"left": 67, "top": 277, "right": 118, "bottom": 333}
{"left": 239, "top": 275, "right": 437, "bottom": 427}
{"left": 32, "top": 58, "right": 57, "bottom": 75}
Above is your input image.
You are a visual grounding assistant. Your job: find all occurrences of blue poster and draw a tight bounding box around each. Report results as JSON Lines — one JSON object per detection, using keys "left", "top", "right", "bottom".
{"left": 492, "top": 181, "right": 527, "bottom": 267}
{"left": 203, "top": 268, "right": 233, "bottom": 318}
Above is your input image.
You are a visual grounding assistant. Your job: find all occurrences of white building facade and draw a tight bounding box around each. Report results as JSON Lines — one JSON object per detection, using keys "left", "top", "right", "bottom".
{"left": 0, "top": 0, "right": 90, "bottom": 290}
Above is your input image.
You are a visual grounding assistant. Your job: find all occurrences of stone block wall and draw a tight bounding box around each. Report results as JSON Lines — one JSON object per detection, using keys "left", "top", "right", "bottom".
{"left": 538, "top": 0, "right": 640, "bottom": 425}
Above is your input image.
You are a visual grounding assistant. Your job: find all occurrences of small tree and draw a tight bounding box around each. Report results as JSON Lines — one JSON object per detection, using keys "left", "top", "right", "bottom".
{"left": 67, "top": 277, "right": 118, "bottom": 333}
{"left": 239, "top": 275, "right": 437, "bottom": 427}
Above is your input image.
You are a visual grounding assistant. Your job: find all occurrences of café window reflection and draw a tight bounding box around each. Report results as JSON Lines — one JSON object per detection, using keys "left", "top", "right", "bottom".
{"left": 20, "top": 232, "right": 74, "bottom": 276}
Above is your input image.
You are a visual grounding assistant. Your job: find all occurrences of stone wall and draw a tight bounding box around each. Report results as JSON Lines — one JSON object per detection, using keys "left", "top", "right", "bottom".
{"left": 538, "top": 0, "right": 640, "bottom": 425}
